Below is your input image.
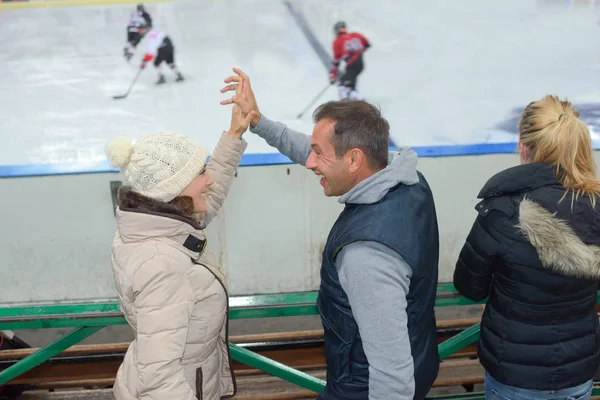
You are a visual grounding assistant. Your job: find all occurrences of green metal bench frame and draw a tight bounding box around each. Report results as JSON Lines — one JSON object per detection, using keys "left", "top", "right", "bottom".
{"left": 0, "top": 284, "right": 597, "bottom": 399}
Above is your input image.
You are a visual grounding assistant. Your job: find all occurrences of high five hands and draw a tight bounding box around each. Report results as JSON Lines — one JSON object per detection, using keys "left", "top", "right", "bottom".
{"left": 223, "top": 67, "right": 258, "bottom": 139}
{"left": 220, "top": 67, "right": 261, "bottom": 129}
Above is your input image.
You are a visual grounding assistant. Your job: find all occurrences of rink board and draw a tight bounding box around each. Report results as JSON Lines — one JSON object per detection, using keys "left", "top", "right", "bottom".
{"left": 3, "top": 0, "right": 600, "bottom": 302}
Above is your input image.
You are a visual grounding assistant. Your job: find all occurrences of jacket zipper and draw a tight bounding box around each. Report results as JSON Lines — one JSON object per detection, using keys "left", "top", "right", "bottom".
{"left": 196, "top": 367, "right": 203, "bottom": 400}
{"left": 193, "top": 261, "right": 237, "bottom": 400}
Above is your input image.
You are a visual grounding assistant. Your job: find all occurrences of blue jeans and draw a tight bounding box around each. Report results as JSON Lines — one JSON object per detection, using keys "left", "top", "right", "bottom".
{"left": 485, "top": 372, "right": 593, "bottom": 400}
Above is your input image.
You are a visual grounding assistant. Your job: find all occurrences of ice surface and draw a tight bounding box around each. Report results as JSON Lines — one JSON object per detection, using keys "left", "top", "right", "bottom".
{"left": 0, "top": 0, "right": 326, "bottom": 166}
{"left": 294, "top": 0, "right": 600, "bottom": 146}
{"left": 1, "top": 0, "right": 600, "bottom": 167}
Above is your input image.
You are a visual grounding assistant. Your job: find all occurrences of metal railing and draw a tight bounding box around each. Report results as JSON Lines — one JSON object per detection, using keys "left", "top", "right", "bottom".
{"left": 0, "top": 285, "right": 597, "bottom": 399}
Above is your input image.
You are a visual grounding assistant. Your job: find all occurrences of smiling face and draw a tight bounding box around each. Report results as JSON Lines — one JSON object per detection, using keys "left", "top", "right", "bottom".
{"left": 178, "top": 168, "right": 214, "bottom": 212}
{"left": 304, "top": 118, "right": 355, "bottom": 197}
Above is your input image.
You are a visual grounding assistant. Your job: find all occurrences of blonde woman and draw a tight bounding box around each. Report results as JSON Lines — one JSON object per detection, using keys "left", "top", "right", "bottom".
{"left": 454, "top": 95, "right": 600, "bottom": 400}
{"left": 106, "top": 104, "right": 255, "bottom": 400}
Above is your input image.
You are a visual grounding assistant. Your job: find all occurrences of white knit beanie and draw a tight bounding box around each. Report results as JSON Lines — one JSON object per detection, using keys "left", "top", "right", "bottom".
{"left": 105, "top": 132, "right": 209, "bottom": 202}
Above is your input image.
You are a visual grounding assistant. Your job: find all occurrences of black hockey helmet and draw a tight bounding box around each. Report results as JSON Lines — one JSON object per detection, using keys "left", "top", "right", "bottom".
{"left": 333, "top": 21, "right": 347, "bottom": 35}
{"left": 136, "top": 3, "right": 145, "bottom": 12}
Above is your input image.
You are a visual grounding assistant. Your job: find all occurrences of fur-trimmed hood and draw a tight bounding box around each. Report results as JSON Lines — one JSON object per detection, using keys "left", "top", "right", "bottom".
{"left": 518, "top": 199, "right": 600, "bottom": 280}
{"left": 479, "top": 163, "right": 600, "bottom": 280}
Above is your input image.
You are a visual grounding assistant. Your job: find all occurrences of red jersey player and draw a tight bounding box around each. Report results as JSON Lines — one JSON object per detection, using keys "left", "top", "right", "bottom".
{"left": 329, "top": 21, "right": 370, "bottom": 100}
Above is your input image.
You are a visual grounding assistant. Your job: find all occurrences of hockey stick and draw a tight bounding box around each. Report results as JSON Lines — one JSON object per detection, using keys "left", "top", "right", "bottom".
{"left": 297, "top": 83, "right": 331, "bottom": 119}
{"left": 113, "top": 67, "right": 143, "bottom": 100}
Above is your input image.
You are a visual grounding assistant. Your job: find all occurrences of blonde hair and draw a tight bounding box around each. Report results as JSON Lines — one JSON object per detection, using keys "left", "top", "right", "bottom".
{"left": 518, "top": 95, "right": 600, "bottom": 206}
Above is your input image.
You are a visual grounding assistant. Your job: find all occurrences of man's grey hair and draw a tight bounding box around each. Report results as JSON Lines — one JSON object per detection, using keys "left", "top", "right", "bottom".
{"left": 312, "top": 100, "right": 389, "bottom": 170}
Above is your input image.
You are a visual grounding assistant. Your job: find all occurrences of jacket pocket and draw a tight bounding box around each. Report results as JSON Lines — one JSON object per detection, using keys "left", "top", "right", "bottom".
{"left": 319, "top": 303, "right": 357, "bottom": 383}
{"left": 196, "top": 367, "right": 203, "bottom": 400}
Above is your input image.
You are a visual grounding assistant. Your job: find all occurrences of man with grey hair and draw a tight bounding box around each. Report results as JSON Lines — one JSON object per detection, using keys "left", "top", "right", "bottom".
{"left": 220, "top": 68, "right": 440, "bottom": 400}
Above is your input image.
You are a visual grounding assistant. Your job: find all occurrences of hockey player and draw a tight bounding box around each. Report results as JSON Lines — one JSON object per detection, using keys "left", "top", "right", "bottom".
{"left": 134, "top": 4, "right": 152, "bottom": 29}
{"left": 329, "top": 21, "right": 370, "bottom": 100}
{"left": 123, "top": 4, "right": 152, "bottom": 61}
{"left": 138, "top": 26, "right": 184, "bottom": 85}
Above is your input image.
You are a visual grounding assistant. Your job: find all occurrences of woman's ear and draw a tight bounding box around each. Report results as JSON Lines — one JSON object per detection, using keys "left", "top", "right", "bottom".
{"left": 518, "top": 142, "right": 530, "bottom": 164}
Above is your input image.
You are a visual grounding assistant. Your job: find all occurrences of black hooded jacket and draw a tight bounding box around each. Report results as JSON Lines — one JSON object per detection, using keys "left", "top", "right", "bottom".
{"left": 454, "top": 162, "right": 600, "bottom": 390}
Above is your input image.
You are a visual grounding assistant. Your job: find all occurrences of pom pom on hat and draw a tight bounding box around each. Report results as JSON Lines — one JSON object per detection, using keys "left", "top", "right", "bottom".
{"left": 106, "top": 136, "right": 134, "bottom": 169}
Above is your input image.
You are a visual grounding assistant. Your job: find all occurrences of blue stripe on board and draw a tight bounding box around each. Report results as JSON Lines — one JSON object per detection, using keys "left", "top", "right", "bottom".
{"left": 3, "top": 140, "right": 599, "bottom": 178}
{"left": 283, "top": 0, "right": 331, "bottom": 70}
{"left": 0, "top": 142, "right": 518, "bottom": 178}
{"left": 410, "top": 142, "right": 518, "bottom": 157}
{"left": 0, "top": 162, "right": 119, "bottom": 178}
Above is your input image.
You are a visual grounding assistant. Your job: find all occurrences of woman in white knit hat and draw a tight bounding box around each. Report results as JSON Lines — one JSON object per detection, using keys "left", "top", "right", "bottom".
{"left": 106, "top": 103, "right": 256, "bottom": 400}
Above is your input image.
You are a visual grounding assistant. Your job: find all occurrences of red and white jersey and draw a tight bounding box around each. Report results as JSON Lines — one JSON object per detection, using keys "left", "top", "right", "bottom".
{"left": 142, "top": 29, "right": 167, "bottom": 62}
{"left": 332, "top": 32, "right": 370, "bottom": 68}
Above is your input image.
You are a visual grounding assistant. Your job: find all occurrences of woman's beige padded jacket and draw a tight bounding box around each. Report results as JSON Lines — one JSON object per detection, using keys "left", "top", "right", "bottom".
{"left": 111, "top": 133, "right": 246, "bottom": 400}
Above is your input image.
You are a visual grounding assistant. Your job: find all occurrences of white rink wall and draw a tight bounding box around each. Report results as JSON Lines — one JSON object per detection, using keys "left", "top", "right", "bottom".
{"left": 1, "top": 151, "right": 599, "bottom": 305}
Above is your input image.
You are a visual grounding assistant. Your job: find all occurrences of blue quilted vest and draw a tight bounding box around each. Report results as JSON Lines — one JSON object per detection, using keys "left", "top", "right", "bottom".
{"left": 317, "top": 173, "right": 440, "bottom": 400}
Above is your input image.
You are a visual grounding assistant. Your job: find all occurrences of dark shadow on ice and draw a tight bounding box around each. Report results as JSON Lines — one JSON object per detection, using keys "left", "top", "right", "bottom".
{"left": 493, "top": 103, "right": 600, "bottom": 136}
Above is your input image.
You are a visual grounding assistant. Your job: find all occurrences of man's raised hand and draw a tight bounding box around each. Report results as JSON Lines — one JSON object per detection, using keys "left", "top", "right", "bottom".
{"left": 220, "top": 67, "right": 261, "bottom": 127}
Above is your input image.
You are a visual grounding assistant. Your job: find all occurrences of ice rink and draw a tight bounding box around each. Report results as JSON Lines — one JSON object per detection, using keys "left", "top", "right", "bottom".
{"left": 1, "top": 0, "right": 600, "bottom": 170}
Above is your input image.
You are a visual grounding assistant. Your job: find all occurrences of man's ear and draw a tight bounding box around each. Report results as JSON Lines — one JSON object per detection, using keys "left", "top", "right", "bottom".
{"left": 347, "top": 148, "right": 365, "bottom": 173}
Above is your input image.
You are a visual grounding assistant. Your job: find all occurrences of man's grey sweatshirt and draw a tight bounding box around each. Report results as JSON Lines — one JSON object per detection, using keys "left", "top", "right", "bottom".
{"left": 250, "top": 115, "right": 419, "bottom": 400}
